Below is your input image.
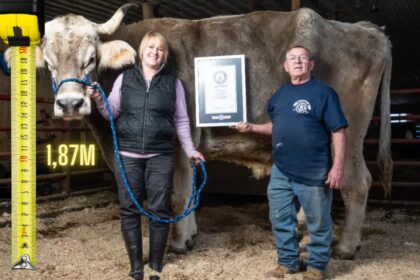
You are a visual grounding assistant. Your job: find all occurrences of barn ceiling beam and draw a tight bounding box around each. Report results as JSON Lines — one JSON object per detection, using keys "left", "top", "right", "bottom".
{"left": 46, "top": 1, "right": 112, "bottom": 22}
{"left": 56, "top": 1, "right": 117, "bottom": 18}
{"left": 264, "top": 0, "right": 283, "bottom": 10}
{"left": 248, "top": 0, "right": 281, "bottom": 11}
{"left": 406, "top": 0, "right": 420, "bottom": 33}
{"left": 225, "top": 0, "right": 254, "bottom": 13}
{"left": 212, "top": 0, "right": 249, "bottom": 15}
{"left": 159, "top": 0, "right": 203, "bottom": 19}
{"left": 170, "top": 0, "right": 216, "bottom": 19}
{"left": 147, "top": 0, "right": 162, "bottom": 5}
{"left": 195, "top": 0, "right": 225, "bottom": 16}
{"left": 204, "top": 1, "right": 235, "bottom": 15}
{"left": 155, "top": 4, "right": 191, "bottom": 19}
{"left": 98, "top": 1, "right": 141, "bottom": 23}
{"left": 248, "top": 0, "right": 262, "bottom": 10}
{"left": 95, "top": 1, "right": 122, "bottom": 13}
{"left": 147, "top": 0, "right": 197, "bottom": 18}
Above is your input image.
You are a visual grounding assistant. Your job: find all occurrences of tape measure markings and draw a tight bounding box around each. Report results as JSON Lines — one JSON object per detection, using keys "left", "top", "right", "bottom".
{"left": 11, "top": 45, "right": 37, "bottom": 268}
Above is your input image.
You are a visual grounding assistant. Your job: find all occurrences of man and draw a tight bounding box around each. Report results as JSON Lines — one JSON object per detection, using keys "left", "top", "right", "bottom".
{"left": 232, "top": 45, "right": 348, "bottom": 279}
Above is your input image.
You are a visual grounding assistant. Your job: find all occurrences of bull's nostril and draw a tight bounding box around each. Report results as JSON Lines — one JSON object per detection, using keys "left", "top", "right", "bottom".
{"left": 56, "top": 97, "right": 84, "bottom": 114}
{"left": 72, "top": 98, "right": 84, "bottom": 109}
{"left": 56, "top": 99, "right": 66, "bottom": 109}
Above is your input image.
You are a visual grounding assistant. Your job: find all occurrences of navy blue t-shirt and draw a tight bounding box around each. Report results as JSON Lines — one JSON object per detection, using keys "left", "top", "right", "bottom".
{"left": 268, "top": 78, "right": 348, "bottom": 186}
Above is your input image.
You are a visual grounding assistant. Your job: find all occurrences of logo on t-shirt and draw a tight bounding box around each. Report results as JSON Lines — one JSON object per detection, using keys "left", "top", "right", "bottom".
{"left": 293, "top": 100, "right": 311, "bottom": 114}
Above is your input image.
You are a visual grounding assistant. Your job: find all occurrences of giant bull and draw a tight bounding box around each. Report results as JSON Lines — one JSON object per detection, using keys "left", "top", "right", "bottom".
{"left": 7, "top": 4, "right": 392, "bottom": 259}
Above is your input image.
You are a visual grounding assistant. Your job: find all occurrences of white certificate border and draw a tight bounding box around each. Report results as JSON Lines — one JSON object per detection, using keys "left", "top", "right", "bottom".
{"left": 194, "top": 54, "right": 247, "bottom": 127}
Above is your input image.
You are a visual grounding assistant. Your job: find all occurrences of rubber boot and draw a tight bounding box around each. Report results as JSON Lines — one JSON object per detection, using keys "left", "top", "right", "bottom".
{"left": 148, "top": 225, "right": 169, "bottom": 279}
{"left": 122, "top": 228, "right": 144, "bottom": 280}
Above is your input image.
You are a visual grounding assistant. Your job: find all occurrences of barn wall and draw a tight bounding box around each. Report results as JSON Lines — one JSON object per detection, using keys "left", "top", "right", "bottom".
{"left": 0, "top": 67, "right": 58, "bottom": 150}
{"left": 0, "top": 44, "right": 101, "bottom": 180}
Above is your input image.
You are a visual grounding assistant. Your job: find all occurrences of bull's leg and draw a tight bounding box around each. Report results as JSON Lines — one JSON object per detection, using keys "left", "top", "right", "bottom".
{"left": 333, "top": 159, "right": 371, "bottom": 260}
{"left": 169, "top": 151, "right": 198, "bottom": 254}
{"left": 296, "top": 208, "right": 306, "bottom": 241}
{"left": 297, "top": 208, "right": 306, "bottom": 226}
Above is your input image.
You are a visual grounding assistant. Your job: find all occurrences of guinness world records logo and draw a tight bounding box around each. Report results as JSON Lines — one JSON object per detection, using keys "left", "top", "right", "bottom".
{"left": 213, "top": 70, "right": 227, "bottom": 84}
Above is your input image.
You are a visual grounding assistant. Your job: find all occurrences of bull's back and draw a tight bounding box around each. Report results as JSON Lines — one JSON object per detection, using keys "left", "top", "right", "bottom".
{"left": 110, "top": 9, "right": 390, "bottom": 173}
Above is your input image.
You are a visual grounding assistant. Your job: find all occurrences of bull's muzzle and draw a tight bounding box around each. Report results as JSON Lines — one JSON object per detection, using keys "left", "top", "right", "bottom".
{"left": 54, "top": 94, "right": 91, "bottom": 120}
{"left": 51, "top": 75, "right": 93, "bottom": 120}
{"left": 57, "top": 97, "right": 84, "bottom": 111}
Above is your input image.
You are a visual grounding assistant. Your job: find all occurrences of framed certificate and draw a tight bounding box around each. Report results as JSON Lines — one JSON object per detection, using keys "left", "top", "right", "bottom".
{"left": 194, "top": 55, "right": 246, "bottom": 127}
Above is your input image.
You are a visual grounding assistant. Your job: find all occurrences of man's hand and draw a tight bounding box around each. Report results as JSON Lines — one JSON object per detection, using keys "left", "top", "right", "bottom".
{"left": 327, "top": 128, "right": 346, "bottom": 189}
{"left": 230, "top": 122, "right": 252, "bottom": 133}
{"left": 325, "top": 164, "right": 344, "bottom": 189}
{"left": 231, "top": 121, "right": 273, "bottom": 136}
{"left": 191, "top": 151, "right": 205, "bottom": 165}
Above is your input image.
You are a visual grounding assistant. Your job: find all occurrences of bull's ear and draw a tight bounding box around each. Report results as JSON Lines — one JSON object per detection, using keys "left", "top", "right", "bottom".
{"left": 98, "top": 40, "right": 136, "bottom": 71}
{"left": 4, "top": 48, "right": 11, "bottom": 67}
{"left": 4, "top": 46, "right": 45, "bottom": 68}
{"left": 35, "top": 45, "right": 45, "bottom": 68}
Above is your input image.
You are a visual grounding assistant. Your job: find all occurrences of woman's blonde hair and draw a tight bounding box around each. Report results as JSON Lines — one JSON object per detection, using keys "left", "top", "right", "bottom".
{"left": 138, "top": 31, "right": 169, "bottom": 63}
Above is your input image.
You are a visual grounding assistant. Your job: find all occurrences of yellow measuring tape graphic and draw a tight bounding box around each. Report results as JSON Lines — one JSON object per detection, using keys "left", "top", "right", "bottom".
{"left": 10, "top": 45, "right": 37, "bottom": 269}
{"left": 0, "top": 2, "right": 43, "bottom": 268}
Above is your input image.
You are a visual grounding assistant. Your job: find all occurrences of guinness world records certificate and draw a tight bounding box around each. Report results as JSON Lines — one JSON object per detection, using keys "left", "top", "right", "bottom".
{"left": 194, "top": 55, "right": 246, "bottom": 127}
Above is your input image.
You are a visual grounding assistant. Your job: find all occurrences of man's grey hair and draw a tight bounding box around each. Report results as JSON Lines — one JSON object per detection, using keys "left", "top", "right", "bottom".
{"left": 285, "top": 45, "right": 314, "bottom": 61}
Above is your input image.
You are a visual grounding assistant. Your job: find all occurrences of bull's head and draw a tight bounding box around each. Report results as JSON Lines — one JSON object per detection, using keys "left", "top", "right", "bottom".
{"left": 5, "top": 4, "right": 137, "bottom": 120}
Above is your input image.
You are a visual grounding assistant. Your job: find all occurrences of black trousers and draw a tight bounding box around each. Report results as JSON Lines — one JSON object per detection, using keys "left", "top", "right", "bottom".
{"left": 114, "top": 153, "right": 174, "bottom": 233}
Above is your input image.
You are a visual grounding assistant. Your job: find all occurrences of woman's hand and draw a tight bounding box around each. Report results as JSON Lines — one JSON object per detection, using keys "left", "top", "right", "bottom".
{"left": 191, "top": 151, "right": 205, "bottom": 165}
{"left": 86, "top": 82, "right": 101, "bottom": 100}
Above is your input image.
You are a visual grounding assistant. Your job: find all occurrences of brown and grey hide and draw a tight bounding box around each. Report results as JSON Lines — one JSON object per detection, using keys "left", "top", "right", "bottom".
{"left": 27, "top": 5, "right": 393, "bottom": 260}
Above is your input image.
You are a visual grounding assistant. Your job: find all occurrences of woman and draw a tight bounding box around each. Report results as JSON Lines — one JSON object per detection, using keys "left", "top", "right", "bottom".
{"left": 87, "top": 31, "right": 205, "bottom": 280}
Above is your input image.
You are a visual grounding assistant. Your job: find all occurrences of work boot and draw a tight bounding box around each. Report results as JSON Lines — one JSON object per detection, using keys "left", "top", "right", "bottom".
{"left": 122, "top": 228, "right": 144, "bottom": 280}
{"left": 148, "top": 226, "right": 169, "bottom": 273}
{"left": 265, "top": 265, "right": 297, "bottom": 279}
{"left": 301, "top": 266, "right": 326, "bottom": 280}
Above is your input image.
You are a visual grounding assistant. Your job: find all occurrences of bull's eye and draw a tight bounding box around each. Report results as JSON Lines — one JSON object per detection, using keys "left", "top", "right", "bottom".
{"left": 46, "top": 61, "right": 54, "bottom": 71}
{"left": 84, "top": 56, "right": 95, "bottom": 69}
{"left": 44, "top": 57, "right": 55, "bottom": 72}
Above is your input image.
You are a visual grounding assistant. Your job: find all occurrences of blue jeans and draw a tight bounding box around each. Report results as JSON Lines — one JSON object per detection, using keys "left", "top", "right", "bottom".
{"left": 267, "top": 164, "right": 332, "bottom": 272}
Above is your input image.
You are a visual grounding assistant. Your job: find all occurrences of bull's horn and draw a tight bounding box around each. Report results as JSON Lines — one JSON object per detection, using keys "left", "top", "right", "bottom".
{"left": 95, "top": 3, "right": 138, "bottom": 35}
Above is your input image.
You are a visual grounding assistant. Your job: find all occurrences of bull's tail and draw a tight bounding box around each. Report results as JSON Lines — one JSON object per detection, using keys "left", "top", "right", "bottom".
{"left": 377, "top": 40, "right": 393, "bottom": 196}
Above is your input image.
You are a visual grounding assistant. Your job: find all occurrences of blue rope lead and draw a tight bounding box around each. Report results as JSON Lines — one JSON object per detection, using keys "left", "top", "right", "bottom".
{"left": 52, "top": 76, "right": 208, "bottom": 223}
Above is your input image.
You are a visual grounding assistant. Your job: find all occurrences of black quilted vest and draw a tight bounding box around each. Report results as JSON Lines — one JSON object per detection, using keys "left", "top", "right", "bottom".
{"left": 116, "top": 65, "right": 177, "bottom": 154}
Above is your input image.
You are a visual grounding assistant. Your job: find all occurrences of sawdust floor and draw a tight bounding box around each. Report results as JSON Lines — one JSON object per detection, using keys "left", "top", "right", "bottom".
{"left": 0, "top": 191, "right": 419, "bottom": 280}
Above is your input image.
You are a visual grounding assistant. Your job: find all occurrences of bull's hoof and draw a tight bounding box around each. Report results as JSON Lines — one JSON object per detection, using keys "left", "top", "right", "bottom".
{"left": 332, "top": 248, "right": 355, "bottom": 260}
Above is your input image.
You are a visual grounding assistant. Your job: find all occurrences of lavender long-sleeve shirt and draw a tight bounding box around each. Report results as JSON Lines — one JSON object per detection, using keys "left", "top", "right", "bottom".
{"left": 93, "top": 73, "right": 196, "bottom": 159}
